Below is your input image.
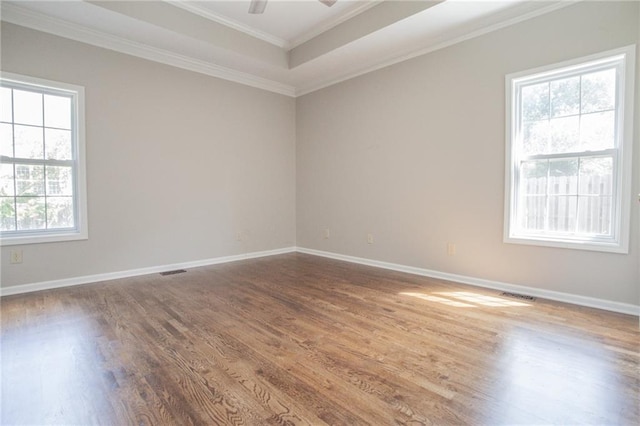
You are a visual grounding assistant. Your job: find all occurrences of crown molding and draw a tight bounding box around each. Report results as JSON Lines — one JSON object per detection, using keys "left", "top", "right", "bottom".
{"left": 1, "top": 2, "right": 296, "bottom": 97}
{"left": 2, "top": 0, "right": 581, "bottom": 99}
{"left": 167, "top": 0, "right": 381, "bottom": 51}
{"left": 295, "top": 0, "right": 577, "bottom": 97}
{"left": 288, "top": 0, "right": 382, "bottom": 49}
{"left": 166, "top": 0, "right": 289, "bottom": 49}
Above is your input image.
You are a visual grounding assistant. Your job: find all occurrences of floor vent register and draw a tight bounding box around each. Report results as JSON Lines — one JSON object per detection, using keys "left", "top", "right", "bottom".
{"left": 500, "top": 292, "right": 537, "bottom": 301}
{"left": 160, "top": 269, "right": 187, "bottom": 276}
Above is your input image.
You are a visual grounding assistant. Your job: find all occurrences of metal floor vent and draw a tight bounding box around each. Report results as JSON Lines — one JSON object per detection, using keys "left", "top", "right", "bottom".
{"left": 501, "top": 292, "right": 536, "bottom": 301}
{"left": 160, "top": 269, "right": 187, "bottom": 276}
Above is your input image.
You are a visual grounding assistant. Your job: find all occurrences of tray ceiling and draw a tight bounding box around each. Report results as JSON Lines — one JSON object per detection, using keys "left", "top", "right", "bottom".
{"left": 1, "top": 1, "right": 573, "bottom": 97}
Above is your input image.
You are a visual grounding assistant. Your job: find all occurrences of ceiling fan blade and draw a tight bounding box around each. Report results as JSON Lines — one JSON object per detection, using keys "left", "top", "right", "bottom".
{"left": 249, "top": 0, "right": 268, "bottom": 14}
{"left": 319, "top": 0, "right": 337, "bottom": 6}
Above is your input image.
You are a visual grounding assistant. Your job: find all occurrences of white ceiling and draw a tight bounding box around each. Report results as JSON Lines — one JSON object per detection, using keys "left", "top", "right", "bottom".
{"left": 1, "top": 0, "right": 574, "bottom": 97}
{"left": 172, "top": 0, "right": 380, "bottom": 48}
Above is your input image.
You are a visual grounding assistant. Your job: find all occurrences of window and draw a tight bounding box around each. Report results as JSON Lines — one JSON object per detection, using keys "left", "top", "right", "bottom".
{"left": 0, "top": 73, "right": 87, "bottom": 246}
{"left": 505, "top": 46, "right": 635, "bottom": 253}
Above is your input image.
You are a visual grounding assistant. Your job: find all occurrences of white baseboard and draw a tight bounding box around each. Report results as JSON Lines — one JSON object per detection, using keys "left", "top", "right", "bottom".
{"left": 2, "top": 245, "right": 638, "bottom": 317}
{"left": 0, "top": 247, "right": 296, "bottom": 297}
{"left": 296, "top": 247, "right": 640, "bottom": 317}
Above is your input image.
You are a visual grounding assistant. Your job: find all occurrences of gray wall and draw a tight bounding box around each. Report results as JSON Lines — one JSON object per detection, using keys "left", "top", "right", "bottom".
{"left": 296, "top": 1, "right": 640, "bottom": 305}
{"left": 1, "top": 23, "right": 296, "bottom": 286}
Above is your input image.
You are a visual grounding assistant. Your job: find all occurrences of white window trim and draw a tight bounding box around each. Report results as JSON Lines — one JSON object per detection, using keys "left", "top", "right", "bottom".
{"left": 504, "top": 45, "right": 635, "bottom": 254}
{"left": 0, "top": 72, "right": 88, "bottom": 246}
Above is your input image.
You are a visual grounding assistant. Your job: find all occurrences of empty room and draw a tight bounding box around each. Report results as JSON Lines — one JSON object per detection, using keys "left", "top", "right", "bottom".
{"left": 1, "top": 0, "right": 638, "bottom": 424}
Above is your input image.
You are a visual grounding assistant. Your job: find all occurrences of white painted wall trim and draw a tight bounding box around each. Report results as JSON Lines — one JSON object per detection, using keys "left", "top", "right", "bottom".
{"left": 288, "top": 0, "right": 383, "bottom": 50}
{"left": 296, "top": 247, "right": 640, "bottom": 317}
{"left": 1, "top": 0, "right": 577, "bottom": 99}
{"left": 295, "top": 1, "right": 577, "bottom": 97}
{"left": 3, "top": 245, "right": 637, "bottom": 317}
{"left": 167, "top": 1, "right": 289, "bottom": 49}
{"left": 0, "top": 247, "right": 296, "bottom": 297}
{"left": 170, "top": 0, "right": 383, "bottom": 51}
{"left": 0, "top": 2, "right": 296, "bottom": 97}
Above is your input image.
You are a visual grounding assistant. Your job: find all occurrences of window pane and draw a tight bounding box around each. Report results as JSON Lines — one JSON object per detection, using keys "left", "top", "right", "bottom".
{"left": 580, "top": 111, "right": 615, "bottom": 151}
{"left": 0, "top": 164, "right": 15, "bottom": 196}
{"left": 550, "top": 76, "right": 580, "bottom": 118}
{"left": 577, "top": 196, "right": 612, "bottom": 235}
{"left": 549, "top": 116, "right": 579, "bottom": 154}
{"left": 46, "top": 166, "right": 73, "bottom": 196}
{"left": 549, "top": 159, "right": 578, "bottom": 195}
{"left": 520, "top": 160, "right": 548, "bottom": 232}
{"left": 581, "top": 69, "right": 616, "bottom": 114}
{"left": 521, "top": 160, "right": 548, "bottom": 194}
{"left": 15, "top": 165, "right": 44, "bottom": 196}
{"left": 45, "top": 128, "right": 72, "bottom": 160}
{"left": 13, "top": 90, "right": 43, "bottom": 126}
{"left": 522, "top": 121, "right": 549, "bottom": 155}
{"left": 44, "top": 94, "right": 71, "bottom": 130}
{"left": 0, "top": 197, "right": 16, "bottom": 231}
{"left": 0, "top": 123, "right": 13, "bottom": 157}
{"left": 0, "top": 87, "right": 12, "bottom": 122}
{"left": 576, "top": 156, "right": 613, "bottom": 236}
{"left": 579, "top": 157, "right": 613, "bottom": 195}
{"left": 46, "top": 197, "right": 74, "bottom": 229}
{"left": 521, "top": 82, "right": 549, "bottom": 121}
{"left": 548, "top": 195, "right": 577, "bottom": 233}
{"left": 16, "top": 196, "right": 46, "bottom": 230}
{"left": 520, "top": 195, "right": 546, "bottom": 232}
{"left": 14, "top": 125, "right": 43, "bottom": 159}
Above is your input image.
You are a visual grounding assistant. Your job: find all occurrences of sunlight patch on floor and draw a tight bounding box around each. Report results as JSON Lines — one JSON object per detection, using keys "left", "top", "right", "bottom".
{"left": 400, "top": 291, "right": 530, "bottom": 308}
{"left": 400, "top": 292, "right": 475, "bottom": 307}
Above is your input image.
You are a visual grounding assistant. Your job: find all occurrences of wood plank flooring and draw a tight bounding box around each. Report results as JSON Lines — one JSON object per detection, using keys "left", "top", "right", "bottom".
{"left": 1, "top": 253, "right": 638, "bottom": 425}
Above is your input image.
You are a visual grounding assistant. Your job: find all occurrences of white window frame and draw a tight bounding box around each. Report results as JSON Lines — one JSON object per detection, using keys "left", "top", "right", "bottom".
{"left": 504, "top": 45, "right": 635, "bottom": 253}
{"left": 0, "top": 72, "right": 88, "bottom": 246}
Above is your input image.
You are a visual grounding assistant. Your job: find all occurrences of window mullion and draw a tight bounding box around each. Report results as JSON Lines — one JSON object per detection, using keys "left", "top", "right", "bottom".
{"left": 1, "top": 156, "right": 74, "bottom": 167}
{"left": 41, "top": 93, "right": 48, "bottom": 230}
{"left": 545, "top": 81, "right": 551, "bottom": 233}
{"left": 574, "top": 74, "right": 582, "bottom": 236}
{"left": 11, "top": 88, "right": 18, "bottom": 232}
{"left": 523, "top": 149, "right": 616, "bottom": 162}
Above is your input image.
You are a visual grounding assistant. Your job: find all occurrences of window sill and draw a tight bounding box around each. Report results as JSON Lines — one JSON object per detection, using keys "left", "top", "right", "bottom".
{"left": 504, "top": 234, "right": 628, "bottom": 254}
{"left": 1, "top": 230, "right": 88, "bottom": 246}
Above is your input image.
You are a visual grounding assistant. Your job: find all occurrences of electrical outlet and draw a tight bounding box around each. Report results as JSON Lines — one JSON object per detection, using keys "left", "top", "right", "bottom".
{"left": 447, "top": 243, "right": 456, "bottom": 256}
{"left": 10, "top": 250, "right": 23, "bottom": 264}
{"left": 236, "top": 232, "right": 243, "bottom": 242}
{"left": 367, "top": 233, "right": 374, "bottom": 244}
{"left": 324, "top": 228, "right": 330, "bottom": 239}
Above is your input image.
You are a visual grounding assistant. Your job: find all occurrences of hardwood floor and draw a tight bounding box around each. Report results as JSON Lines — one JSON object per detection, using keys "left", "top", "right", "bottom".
{"left": 1, "top": 253, "right": 638, "bottom": 425}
